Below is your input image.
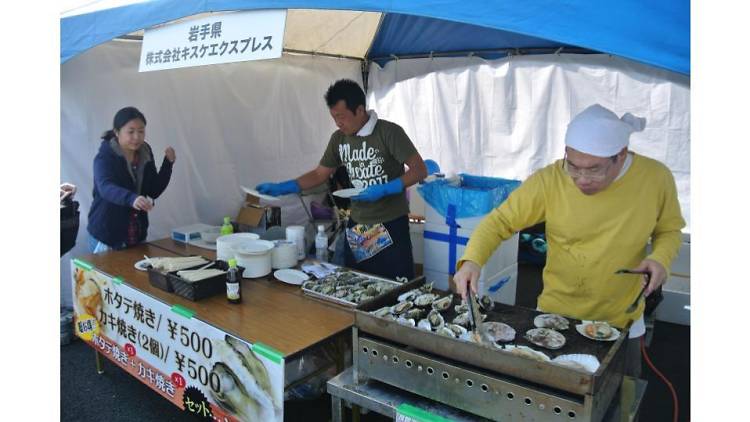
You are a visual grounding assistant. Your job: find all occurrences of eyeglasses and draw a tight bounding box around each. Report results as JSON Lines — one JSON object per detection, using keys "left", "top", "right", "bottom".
{"left": 562, "top": 153, "right": 617, "bottom": 181}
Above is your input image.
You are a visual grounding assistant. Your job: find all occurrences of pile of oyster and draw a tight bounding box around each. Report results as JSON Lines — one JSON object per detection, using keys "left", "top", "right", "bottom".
{"left": 301, "top": 270, "right": 395, "bottom": 304}
{"left": 370, "top": 284, "right": 512, "bottom": 342}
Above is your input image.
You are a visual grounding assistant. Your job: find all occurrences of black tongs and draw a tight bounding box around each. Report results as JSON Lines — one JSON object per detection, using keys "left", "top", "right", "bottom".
{"left": 466, "top": 291, "right": 492, "bottom": 344}
{"left": 615, "top": 269, "right": 651, "bottom": 313}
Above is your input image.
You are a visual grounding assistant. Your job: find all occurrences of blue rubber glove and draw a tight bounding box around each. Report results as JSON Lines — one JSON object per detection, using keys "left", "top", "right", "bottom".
{"left": 351, "top": 179, "right": 404, "bottom": 202}
{"left": 255, "top": 179, "right": 300, "bottom": 196}
{"left": 424, "top": 159, "right": 441, "bottom": 175}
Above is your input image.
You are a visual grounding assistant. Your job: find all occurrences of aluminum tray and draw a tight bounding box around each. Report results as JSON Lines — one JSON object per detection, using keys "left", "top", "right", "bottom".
{"left": 300, "top": 268, "right": 404, "bottom": 308}
{"left": 355, "top": 277, "right": 628, "bottom": 396}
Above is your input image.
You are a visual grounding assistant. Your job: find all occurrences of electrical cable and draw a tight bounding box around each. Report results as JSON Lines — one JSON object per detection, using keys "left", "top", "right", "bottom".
{"left": 641, "top": 336, "right": 679, "bottom": 422}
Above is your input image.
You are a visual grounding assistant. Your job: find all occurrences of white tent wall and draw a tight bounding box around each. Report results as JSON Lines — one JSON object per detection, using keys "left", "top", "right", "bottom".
{"left": 60, "top": 40, "right": 362, "bottom": 306}
{"left": 367, "top": 54, "right": 691, "bottom": 231}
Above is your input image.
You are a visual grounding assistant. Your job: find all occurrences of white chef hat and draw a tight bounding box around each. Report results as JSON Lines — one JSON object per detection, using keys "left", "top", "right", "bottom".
{"left": 564, "top": 104, "right": 646, "bottom": 157}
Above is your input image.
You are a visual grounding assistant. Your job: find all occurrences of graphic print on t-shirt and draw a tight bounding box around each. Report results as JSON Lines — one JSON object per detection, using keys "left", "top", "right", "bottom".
{"left": 339, "top": 141, "right": 389, "bottom": 189}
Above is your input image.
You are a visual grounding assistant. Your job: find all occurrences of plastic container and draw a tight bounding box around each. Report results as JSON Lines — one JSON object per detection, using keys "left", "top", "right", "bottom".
{"left": 168, "top": 260, "right": 245, "bottom": 301}
{"left": 315, "top": 225, "right": 328, "bottom": 262}
{"left": 220, "top": 216, "right": 234, "bottom": 235}
{"left": 286, "top": 225, "right": 306, "bottom": 260}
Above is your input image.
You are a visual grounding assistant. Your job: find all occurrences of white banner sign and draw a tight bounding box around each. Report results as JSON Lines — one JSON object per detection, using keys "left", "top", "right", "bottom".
{"left": 139, "top": 10, "right": 287, "bottom": 72}
{"left": 71, "top": 260, "right": 284, "bottom": 421}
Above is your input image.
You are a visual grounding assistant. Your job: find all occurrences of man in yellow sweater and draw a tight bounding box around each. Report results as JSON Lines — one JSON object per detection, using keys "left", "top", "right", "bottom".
{"left": 454, "top": 104, "right": 685, "bottom": 377}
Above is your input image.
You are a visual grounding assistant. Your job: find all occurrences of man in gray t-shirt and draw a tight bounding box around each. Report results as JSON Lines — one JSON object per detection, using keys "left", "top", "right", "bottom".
{"left": 257, "top": 79, "right": 428, "bottom": 280}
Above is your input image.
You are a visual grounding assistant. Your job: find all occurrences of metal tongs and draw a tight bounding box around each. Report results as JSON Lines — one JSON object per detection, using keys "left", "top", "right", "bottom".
{"left": 615, "top": 269, "right": 651, "bottom": 313}
{"left": 467, "top": 291, "right": 493, "bottom": 345}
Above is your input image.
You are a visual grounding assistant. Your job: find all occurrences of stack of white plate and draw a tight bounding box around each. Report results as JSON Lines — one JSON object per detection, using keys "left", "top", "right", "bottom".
{"left": 235, "top": 240, "right": 275, "bottom": 278}
{"left": 216, "top": 233, "right": 260, "bottom": 261}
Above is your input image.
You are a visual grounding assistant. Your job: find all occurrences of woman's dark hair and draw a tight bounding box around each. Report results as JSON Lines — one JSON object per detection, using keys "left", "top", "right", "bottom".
{"left": 101, "top": 106, "right": 147, "bottom": 141}
{"left": 324, "top": 79, "right": 366, "bottom": 114}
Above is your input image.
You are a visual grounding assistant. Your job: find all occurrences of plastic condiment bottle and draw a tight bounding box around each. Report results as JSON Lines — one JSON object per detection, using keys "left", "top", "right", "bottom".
{"left": 220, "top": 216, "right": 234, "bottom": 235}
{"left": 226, "top": 258, "right": 241, "bottom": 304}
{"left": 315, "top": 225, "right": 328, "bottom": 262}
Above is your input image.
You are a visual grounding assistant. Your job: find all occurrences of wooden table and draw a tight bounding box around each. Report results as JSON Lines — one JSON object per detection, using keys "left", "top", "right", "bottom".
{"left": 80, "top": 241, "right": 354, "bottom": 358}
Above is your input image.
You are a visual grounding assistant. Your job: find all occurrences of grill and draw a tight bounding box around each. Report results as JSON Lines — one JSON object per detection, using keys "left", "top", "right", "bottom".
{"left": 352, "top": 277, "right": 628, "bottom": 421}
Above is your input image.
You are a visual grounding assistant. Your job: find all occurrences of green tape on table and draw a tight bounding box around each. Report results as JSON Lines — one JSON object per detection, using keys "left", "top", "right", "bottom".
{"left": 396, "top": 403, "right": 453, "bottom": 422}
{"left": 252, "top": 342, "right": 284, "bottom": 365}
{"left": 170, "top": 304, "right": 195, "bottom": 319}
{"left": 73, "top": 259, "right": 93, "bottom": 271}
{"left": 112, "top": 276, "right": 124, "bottom": 285}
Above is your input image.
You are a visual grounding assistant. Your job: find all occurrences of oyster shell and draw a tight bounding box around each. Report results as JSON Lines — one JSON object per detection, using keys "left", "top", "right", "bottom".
{"left": 427, "top": 310, "right": 445, "bottom": 329}
{"left": 431, "top": 295, "right": 453, "bottom": 312}
{"left": 420, "top": 282, "right": 434, "bottom": 293}
{"left": 396, "top": 316, "right": 416, "bottom": 327}
{"left": 454, "top": 303, "right": 469, "bottom": 314}
{"left": 372, "top": 306, "right": 391, "bottom": 318}
{"left": 452, "top": 312, "right": 470, "bottom": 328}
{"left": 478, "top": 295, "right": 495, "bottom": 312}
{"left": 398, "top": 289, "right": 420, "bottom": 302}
{"left": 390, "top": 301, "right": 414, "bottom": 315}
{"left": 404, "top": 307, "right": 426, "bottom": 321}
{"left": 525, "top": 328, "right": 566, "bottom": 350}
{"left": 446, "top": 324, "right": 468, "bottom": 337}
{"left": 417, "top": 319, "right": 433, "bottom": 331}
{"left": 414, "top": 293, "right": 439, "bottom": 307}
{"left": 436, "top": 326, "right": 456, "bottom": 338}
{"left": 533, "top": 313, "right": 570, "bottom": 330}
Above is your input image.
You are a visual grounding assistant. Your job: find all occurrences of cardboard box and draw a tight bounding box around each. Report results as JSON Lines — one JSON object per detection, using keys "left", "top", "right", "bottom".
{"left": 236, "top": 194, "right": 281, "bottom": 235}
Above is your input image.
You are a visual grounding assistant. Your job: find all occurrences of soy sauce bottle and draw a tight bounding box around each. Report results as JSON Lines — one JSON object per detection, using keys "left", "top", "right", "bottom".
{"left": 226, "top": 258, "right": 241, "bottom": 304}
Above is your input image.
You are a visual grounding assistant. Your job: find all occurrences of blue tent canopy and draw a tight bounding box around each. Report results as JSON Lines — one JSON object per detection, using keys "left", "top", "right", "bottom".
{"left": 61, "top": 0, "right": 689, "bottom": 75}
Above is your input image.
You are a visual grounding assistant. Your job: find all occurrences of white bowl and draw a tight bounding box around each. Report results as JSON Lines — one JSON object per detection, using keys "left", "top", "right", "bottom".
{"left": 216, "top": 233, "right": 260, "bottom": 261}
{"left": 199, "top": 227, "right": 221, "bottom": 243}
{"left": 235, "top": 240, "right": 274, "bottom": 278}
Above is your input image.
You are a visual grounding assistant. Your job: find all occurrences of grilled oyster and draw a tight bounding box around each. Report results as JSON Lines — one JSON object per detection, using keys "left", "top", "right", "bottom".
{"left": 478, "top": 295, "right": 495, "bottom": 312}
{"left": 414, "top": 293, "right": 439, "bottom": 307}
{"left": 427, "top": 310, "right": 445, "bottom": 329}
{"left": 436, "top": 326, "right": 456, "bottom": 338}
{"left": 390, "top": 301, "right": 414, "bottom": 315}
{"left": 431, "top": 295, "right": 453, "bottom": 312}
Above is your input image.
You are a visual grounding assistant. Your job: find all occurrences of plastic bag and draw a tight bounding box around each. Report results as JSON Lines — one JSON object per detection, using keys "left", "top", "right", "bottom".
{"left": 417, "top": 174, "right": 520, "bottom": 219}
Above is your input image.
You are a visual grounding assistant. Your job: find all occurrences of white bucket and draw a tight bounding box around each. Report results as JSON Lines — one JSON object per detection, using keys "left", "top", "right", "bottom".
{"left": 216, "top": 233, "right": 260, "bottom": 261}
{"left": 235, "top": 240, "right": 275, "bottom": 278}
{"left": 272, "top": 240, "right": 297, "bottom": 269}
{"left": 285, "top": 225, "right": 306, "bottom": 260}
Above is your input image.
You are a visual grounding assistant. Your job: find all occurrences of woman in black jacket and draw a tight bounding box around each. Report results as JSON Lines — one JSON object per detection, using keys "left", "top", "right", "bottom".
{"left": 87, "top": 107, "right": 175, "bottom": 253}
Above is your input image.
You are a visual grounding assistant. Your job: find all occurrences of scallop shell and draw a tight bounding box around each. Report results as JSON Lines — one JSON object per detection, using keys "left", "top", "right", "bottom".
{"left": 525, "top": 328, "right": 566, "bottom": 350}
{"left": 500, "top": 345, "right": 551, "bottom": 362}
{"left": 533, "top": 313, "right": 570, "bottom": 330}
{"left": 483, "top": 321, "right": 516, "bottom": 343}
